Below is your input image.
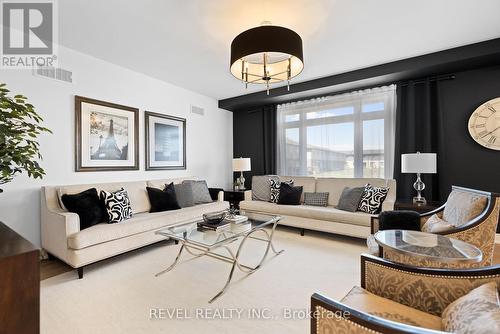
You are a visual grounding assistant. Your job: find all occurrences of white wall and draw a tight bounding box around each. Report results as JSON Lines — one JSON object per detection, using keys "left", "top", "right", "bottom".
{"left": 0, "top": 46, "right": 233, "bottom": 247}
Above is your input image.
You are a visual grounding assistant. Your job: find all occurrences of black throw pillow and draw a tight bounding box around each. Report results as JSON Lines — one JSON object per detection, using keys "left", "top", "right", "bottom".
{"left": 61, "top": 188, "right": 108, "bottom": 230}
{"left": 378, "top": 210, "right": 421, "bottom": 231}
{"left": 147, "top": 182, "right": 181, "bottom": 213}
{"left": 277, "top": 182, "right": 303, "bottom": 205}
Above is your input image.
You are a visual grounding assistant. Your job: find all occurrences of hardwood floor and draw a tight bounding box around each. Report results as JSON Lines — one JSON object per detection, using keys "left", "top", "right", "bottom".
{"left": 40, "top": 243, "right": 500, "bottom": 281}
{"left": 40, "top": 258, "right": 72, "bottom": 280}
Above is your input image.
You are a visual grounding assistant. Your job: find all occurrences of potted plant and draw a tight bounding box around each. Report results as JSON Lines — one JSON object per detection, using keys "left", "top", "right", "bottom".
{"left": 0, "top": 83, "right": 52, "bottom": 192}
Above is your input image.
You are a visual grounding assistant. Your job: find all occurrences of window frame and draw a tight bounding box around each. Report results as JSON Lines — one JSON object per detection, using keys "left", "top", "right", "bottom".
{"left": 277, "top": 89, "right": 395, "bottom": 178}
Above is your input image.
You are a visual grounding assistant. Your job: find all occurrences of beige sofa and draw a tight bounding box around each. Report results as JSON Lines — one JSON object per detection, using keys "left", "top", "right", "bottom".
{"left": 41, "top": 177, "right": 229, "bottom": 278}
{"left": 239, "top": 176, "right": 396, "bottom": 239}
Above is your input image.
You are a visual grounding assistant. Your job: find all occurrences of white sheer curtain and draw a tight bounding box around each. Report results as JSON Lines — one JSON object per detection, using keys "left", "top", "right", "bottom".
{"left": 277, "top": 85, "right": 396, "bottom": 179}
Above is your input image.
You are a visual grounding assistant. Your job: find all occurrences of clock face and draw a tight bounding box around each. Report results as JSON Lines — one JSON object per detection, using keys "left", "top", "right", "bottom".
{"left": 468, "top": 97, "right": 500, "bottom": 151}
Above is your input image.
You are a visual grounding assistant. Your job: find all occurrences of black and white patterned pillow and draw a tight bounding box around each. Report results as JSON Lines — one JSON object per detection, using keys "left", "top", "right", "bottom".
{"left": 357, "top": 184, "right": 389, "bottom": 214}
{"left": 304, "top": 192, "right": 329, "bottom": 207}
{"left": 270, "top": 179, "right": 293, "bottom": 203}
{"left": 100, "top": 188, "right": 133, "bottom": 223}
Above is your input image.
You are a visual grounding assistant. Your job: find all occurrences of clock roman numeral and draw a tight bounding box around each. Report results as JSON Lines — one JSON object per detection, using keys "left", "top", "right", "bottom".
{"left": 488, "top": 136, "right": 497, "bottom": 144}
{"left": 475, "top": 124, "right": 486, "bottom": 128}
{"left": 485, "top": 103, "right": 496, "bottom": 113}
{"left": 478, "top": 130, "right": 488, "bottom": 137}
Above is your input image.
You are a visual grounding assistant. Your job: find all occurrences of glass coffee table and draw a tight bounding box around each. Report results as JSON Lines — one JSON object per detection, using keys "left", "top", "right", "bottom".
{"left": 155, "top": 212, "right": 284, "bottom": 303}
{"left": 374, "top": 230, "right": 482, "bottom": 268}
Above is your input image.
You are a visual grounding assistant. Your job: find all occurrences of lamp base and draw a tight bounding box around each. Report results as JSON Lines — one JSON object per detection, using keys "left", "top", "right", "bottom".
{"left": 413, "top": 196, "right": 427, "bottom": 205}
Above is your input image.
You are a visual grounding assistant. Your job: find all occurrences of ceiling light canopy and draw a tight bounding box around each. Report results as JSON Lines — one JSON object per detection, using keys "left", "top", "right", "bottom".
{"left": 230, "top": 25, "right": 304, "bottom": 94}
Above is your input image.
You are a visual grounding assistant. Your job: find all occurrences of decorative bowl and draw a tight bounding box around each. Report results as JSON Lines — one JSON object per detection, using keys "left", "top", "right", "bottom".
{"left": 202, "top": 211, "right": 227, "bottom": 225}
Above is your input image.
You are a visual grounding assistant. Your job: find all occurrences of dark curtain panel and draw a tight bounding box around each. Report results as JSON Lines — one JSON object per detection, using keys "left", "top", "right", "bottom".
{"left": 394, "top": 79, "right": 446, "bottom": 201}
{"left": 262, "top": 104, "right": 277, "bottom": 174}
{"left": 232, "top": 104, "right": 277, "bottom": 189}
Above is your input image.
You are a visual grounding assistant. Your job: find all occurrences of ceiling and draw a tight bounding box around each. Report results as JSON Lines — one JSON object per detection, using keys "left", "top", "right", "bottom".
{"left": 59, "top": 0, "right": 500, "bottom": 100}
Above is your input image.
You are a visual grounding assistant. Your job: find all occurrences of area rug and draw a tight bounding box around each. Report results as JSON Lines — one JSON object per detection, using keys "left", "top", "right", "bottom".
{"left": 41, "top": 227, "right": 367, "bottom": 334}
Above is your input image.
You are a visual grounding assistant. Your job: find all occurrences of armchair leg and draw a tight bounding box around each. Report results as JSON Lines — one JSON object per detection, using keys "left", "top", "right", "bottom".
{"left": 174, "top": 240, "right": 179, "bottom": 245}
{"left": 77, "top": 267, "right": 84, "bottom": 279}
{"left": 300, "top": 228, "right": 305, "bottom": 236}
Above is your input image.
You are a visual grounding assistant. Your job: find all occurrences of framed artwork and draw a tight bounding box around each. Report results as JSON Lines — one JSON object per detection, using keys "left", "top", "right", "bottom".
{"left": 75, "top": 96, "right": 139, "bottom": 172}
{"left": 145, "top": 111, "right": 186, "bottom": 170}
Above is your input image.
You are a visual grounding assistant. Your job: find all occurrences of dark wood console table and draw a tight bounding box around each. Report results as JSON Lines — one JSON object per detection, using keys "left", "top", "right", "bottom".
{"left": 0, "top": 221, "right": 40, "bottom": 334}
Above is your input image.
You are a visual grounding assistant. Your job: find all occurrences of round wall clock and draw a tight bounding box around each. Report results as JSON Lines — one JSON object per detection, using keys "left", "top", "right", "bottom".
{"left": 468, "top": 97, "right": 500, "bottom": 151}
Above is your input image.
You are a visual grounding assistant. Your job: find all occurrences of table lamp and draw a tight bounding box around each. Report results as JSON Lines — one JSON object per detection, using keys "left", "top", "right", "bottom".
{"left": 401, "top": 152, "right": 437, "bottom": 204}
{"left": 232, "top": 158, "right": 251, "bottom": 190}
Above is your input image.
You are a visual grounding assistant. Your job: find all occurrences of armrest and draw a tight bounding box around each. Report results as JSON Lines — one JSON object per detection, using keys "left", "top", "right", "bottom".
{"left": 370, "top": 216, "right": 380, "bottom": 234}
{"left": 360, "top": 253, "right": 500, "bottom": 316}
{"left": 311, "top": 293, "right": 439, "bottom": 334}
{"left": 41, "top": 188, "right": 80, "bottom": 263}
{"left": 381, "top": 200, "right": 395, "bottom": 212}
{"left": 244, "top": 190, "right": 252, "bottom": 201}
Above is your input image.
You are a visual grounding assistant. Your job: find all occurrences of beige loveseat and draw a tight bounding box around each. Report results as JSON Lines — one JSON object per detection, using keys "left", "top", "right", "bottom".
{"left": 41, "top": 177, "right": 229, "bottom": 278}
{"left": 239, "top": 176, "right": 396, "bottom": 239}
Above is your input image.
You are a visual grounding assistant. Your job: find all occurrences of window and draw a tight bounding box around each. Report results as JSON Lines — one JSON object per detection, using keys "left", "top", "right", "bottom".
{"left": 277, "top": 85, "right": 396, "bottom": 178}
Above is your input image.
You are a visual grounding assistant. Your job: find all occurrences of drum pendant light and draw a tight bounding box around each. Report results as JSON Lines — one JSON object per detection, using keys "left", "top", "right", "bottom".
{"left": 230, "top": 24, "right": 304, "bottom": 95}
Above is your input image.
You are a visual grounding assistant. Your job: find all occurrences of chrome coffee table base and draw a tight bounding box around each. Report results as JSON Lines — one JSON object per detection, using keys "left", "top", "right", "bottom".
{"left": 155, "top": 223, "right": 284, "bottom": 303}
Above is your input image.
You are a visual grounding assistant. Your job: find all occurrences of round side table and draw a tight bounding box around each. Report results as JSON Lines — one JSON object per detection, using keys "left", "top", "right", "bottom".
{"left": 374, "top": 230, "right": 482, "bottom": 268}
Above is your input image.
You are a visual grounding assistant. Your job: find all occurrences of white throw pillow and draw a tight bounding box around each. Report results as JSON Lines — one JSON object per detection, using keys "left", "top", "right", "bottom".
{"left": 422, "top": 214, "right": 455, "bottom": 233}
{"left": 441, "top": 282, "right": 500, "bottom": 334}
{"left": 100, "top": 188, "right": 133, "bottom": 223}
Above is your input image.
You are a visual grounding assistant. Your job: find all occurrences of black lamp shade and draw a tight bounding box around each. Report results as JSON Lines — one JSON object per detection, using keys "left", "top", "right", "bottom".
{"left": 230, "top": 25, "right": 304, "bottom": 85}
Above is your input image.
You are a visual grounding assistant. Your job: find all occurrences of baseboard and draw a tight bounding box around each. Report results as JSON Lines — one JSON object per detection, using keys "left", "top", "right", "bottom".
{"left": 496, "top": 234, "right": 500, "bottom": 244}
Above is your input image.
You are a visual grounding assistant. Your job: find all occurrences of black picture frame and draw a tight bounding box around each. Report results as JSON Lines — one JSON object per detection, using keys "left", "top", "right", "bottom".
{"left": 75, "top": 96, "right": 139, "bottom": 172}
{"left": 145, "top": 111, "right": 186, "bottom": 170}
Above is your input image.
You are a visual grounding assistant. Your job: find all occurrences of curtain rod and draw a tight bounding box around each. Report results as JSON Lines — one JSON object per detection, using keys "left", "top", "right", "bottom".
{"left": 397, "top": 74, "right": 456, "bottom": 87}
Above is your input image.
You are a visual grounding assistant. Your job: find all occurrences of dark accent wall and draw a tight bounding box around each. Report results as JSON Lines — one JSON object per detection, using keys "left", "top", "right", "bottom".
{"left": 233, "top": 105, "right": 276, "bottom": 189}
{"left": 436, "top": 65, "right": 500, "bottom": 198}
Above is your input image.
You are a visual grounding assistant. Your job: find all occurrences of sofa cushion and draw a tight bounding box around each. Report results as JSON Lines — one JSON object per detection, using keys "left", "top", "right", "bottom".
{"left": 315, "top": 178, "right": 393, "bottom": 207}
{"left": 443, "top": 189, "right": 487, "bottom": 227}
{"left": 239, "top": 200, "right": 374, "bottom": 227}
{"left": 100, "top": 188, "right": 133, "bottom": 223}
{"left": 270, "top": 179, "right": 293, "bottom": 203}
{"left": 67, "top": 201, "right": 229, "bottom": 250}
{"left": 337, "top": 186, "right": 364, "bottom": 212}
{"left": 340, "top": 286, "right": 442, "bottom": 330}
{"left": 357, "top": 185, "right": 389, "bottom": 214}
{"left": 303, "top": 192, "right": 329, "bottom": 207}
{"left": 441, "top": 282, "right": 500, "bottom": 334}
{"left": 146, "top": 183, "right": 181, "bottom": 212}
{"left": 251, "top": 175, "right": 278, "bottom": 201}
{"left": 58, "top": 181, "right": 150, "bottom": 214}
{"left": 174, "top": 183, "right": 195, "bottom": 208}
{"left": 277, "top": 183, "right": 303, "bottom": 205}
{"left": 61, "top": 188, "right": 108, "bottom": 230}
{"left": 182, "top": 180, "right": 213, "bottom": 204}
{"left": 146, "top": 178, "right": 188, "bottom": 189}
{"left": 280, "top": 176, "right": 315, "bottom": 202}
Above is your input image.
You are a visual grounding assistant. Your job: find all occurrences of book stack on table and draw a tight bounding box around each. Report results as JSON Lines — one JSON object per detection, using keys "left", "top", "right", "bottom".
{"left": 197, "top": 219, "right": 231, "bottom": 232}
{"left": 197, "top": 215, "right": 248, "bottom": 232}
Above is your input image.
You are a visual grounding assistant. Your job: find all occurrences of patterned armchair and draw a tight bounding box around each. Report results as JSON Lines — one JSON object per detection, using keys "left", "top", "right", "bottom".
{"left": 370, "top": 186, "right": 500, "bottom": 267}
{"left": 311, "top": 254, "right": 500, "bottom": 334}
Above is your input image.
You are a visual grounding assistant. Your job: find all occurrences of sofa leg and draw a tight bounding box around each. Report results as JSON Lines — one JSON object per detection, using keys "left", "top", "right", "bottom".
{"left": 300, "top": 228, "right": 305, "bottom": 236}
{"left": 77, "top": 267, "right": 84, "bottom": 279}
{"left": 46, "top": 252, "right": 54, "bottom": 261}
